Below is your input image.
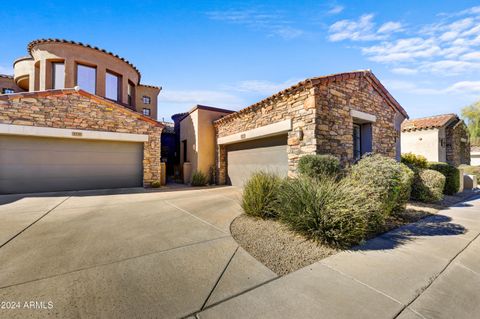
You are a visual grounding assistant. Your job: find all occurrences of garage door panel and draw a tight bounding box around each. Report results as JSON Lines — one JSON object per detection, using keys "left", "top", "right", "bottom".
{"left": 0, "top": 135, "right": 143, "bottom": 194}
{"left": 226, "top": 135, "right": 288, "bottom": 187}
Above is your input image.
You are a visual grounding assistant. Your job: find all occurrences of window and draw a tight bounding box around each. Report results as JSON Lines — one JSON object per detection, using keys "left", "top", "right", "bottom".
{"left": 142, "top": 108, "right": 151, "bottom": 116}
{"left": 1, "top": 88, "right": 14, "bottom": 94}
{"left": 76, "top": 64, "right": 96, "bottom": 94}
{"left": 127, "top": 82, "right": 134, "bottom": 106}
{"left": 142, "top": 96, "right": 151, "bottom": 104}
{"left": 105, "top": 71, "right": 120, "bottom": 101}
{"left": 52, "top": 62, "right": 65, "bottom": 89}
{"left": 182, "top": 140, "right": 187, "bottom": 162}
{"left": 353, "top": 124, "right": 362, "bottom": 160}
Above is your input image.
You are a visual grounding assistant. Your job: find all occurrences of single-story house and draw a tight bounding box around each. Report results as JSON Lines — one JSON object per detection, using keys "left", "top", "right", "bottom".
{"left": 471, "top": 146, "right": 480, "bottom": 166}
{"left": 177, "top": 105, "right": 233, "bottom": 183}
{"left": 213, "top": 70, "right": 408, "bottom": 186}
{"left": 0, "top": 89, "right": 163, "bottom": 194}
{"left": 401, "top": 113, "right": 470, "bottom": 166}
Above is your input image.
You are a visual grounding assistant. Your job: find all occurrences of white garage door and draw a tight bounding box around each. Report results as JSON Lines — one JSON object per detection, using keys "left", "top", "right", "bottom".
{"left": 226, "top": 134, "right": 288, "bottom": 187}
{"left": 0, "top": 135, "right": 143, "bottom": 194}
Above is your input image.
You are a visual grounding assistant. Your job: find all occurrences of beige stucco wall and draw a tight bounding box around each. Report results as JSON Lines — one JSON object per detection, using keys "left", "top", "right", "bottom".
{"left": 401, "top": 129, "right": 441, "bottom": 162}
{"left": 136, "top": 85, "right": 160, "bottom": 120}
{"left": 471, "top": 153, "right": 480, "bottom": 166}
{"left": 179, "top": 108, "right": 232, "bottom": 181}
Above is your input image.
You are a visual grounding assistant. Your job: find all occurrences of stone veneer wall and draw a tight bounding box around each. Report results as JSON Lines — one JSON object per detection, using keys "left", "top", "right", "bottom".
{"left": 315, "top": 76, "right": 398, "bottom": 162}
{"left": 446, "top": 120, "right": 470, "bottom": 166}
{"left": 0, "top": 90, "right": 163, "bottom": 186}
{"left": 215, "top": 85, "right": 316, "bottom": 184}
{"left": 214, "top": 73, "right": 402, "bottom": 184}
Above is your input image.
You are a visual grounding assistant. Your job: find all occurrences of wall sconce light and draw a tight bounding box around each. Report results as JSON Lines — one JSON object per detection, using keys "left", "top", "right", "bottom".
{"left": 296, "top": 128, "right": 304, "bottom": 141}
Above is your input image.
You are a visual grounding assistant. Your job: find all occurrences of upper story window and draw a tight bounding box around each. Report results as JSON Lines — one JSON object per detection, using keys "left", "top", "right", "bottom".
{"left": 142, "top": 96, "right": 151, "bottom": 104}
{"left": 127, "top": 82, "right": 134, "bottom": 106}
{"left": 77, "top": 64, "right": 96, "bottom": 94}
{"left": 52, "top": 62, "right": 65, "bottom": 89}
{"left": 1, "top": 88, "right": 14, "bottom": 94}
{"left": 105, "top": 71, "right": 120, "bottom": 101}
{"left": 142, "top": 108, "right": 151, "bottom": 116}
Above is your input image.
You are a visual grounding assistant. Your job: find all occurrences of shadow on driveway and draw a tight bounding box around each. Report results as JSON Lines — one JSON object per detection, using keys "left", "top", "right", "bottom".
{"left": 354, "top": 214, "right": 467, "bottom": 251}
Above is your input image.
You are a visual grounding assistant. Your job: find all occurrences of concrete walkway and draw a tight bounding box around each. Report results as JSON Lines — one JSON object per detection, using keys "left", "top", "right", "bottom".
{"left": 199, "top": 195, "right": 480, "bottom": 319}
{"left": 0, "top": 186, "right": 276, "bottom": 319}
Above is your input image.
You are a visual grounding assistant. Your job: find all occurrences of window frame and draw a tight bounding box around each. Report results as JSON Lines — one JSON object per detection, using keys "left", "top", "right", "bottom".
{"left": 105, "top": 70, "right": 121, "bottom": 102}
{"left": 142, "top": 96, "right": 151, "bottom": 104}
{"left": 142, "top": 108, "right": 151, "bottom": 116}
{"left": 1, "top": 88, "right": 15, "bottom": 94}
{"left": 353, "top": 123, "right": 362, "bottom": 160}
{"left": 75, "top": 63, "right": 97, "bottom": 94}
{"left": 51, "top": 61, "right": 65, "bottom": 89}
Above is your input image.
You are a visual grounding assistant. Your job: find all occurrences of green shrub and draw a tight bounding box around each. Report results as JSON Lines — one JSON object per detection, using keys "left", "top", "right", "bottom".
{"left": 401, "top": 153, "right": 428, "bottom": 169}
{"left": 411, "top": 169, "right": 445, "bottom": 202}
{"left": 151, "top": 180, "right": 161, "bottom": 188}
{"left": 394, "top": 164, "right": 415, "bottom": 214}
{"left": 191, "top": 171, "right": 209, "bottom": 186}
{"left": 242, "top": 171, "right": 282, "bottom": 219}
{"left": 276, "top": 176, "right": 374, "bottom": 248}
{"left": 347, "top": 154, "right": 410, "bottom": 231}
{"left": 427, "top": 162, "right": 460, "bottom": 195}
{"left": 297, "top": 154, "right": 340, "bottom": 179}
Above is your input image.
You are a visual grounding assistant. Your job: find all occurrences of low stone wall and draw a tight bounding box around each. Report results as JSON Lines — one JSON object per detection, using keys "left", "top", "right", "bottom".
{"left": 0, "top": 89, "right": 163, "bottom": 186}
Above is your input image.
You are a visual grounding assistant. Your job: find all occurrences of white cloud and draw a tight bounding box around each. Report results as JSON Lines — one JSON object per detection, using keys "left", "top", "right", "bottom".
{"left": 0, "top": 65, "right": 13, "bottom": 75}
{"left": 206, "top": 9, "right": 304, "bottom": 39}
{"left": 391, "top": 67, "right": 418, "bottom": 75}
{"left": 378, "top": 21, "right": 403, "bottom": 33}
{"left": 327, "top": 5, "right": 344, "bottom": 15}
{"left": 330, "top": 6, "right": 480, "bottom": 76}
{"left": 159, "top": 89, "right": 243, "bottom": 108}
{"left": 446, "top": 81, "right": 480, "bottom": 93}
{"left": 328, "top": 14, "right": 382, "bottom": 41}
{"left": 231, "top": 78, "right": 300, "bottom": 95}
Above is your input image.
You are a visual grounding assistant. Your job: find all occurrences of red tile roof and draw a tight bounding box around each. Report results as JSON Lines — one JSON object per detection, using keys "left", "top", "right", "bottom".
{"left": 401, "top": 114, "right": 457, "bottom": 132}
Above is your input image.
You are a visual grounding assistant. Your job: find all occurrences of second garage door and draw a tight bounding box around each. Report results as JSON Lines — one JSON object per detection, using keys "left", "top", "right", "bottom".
{"left": 226, "top": 134, "right": 288, "bottom": 186}
{"left": 0, "top": 135, "right": 143, "bottom": 194}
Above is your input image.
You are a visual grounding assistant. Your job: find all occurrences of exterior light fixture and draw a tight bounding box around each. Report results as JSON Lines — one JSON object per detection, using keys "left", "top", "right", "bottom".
{"left": 296, "top": 128, "right": 304, "bottom": 141}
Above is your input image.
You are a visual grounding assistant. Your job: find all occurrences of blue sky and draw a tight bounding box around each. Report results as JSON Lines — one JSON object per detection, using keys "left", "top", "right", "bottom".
{"left": 1, "top": 0, "right": 480, "bottom": 121}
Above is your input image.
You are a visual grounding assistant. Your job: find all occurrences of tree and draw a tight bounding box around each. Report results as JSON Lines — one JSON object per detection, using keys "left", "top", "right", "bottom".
{"left": 461, "top": 101, "right": 480, "bottom": 145}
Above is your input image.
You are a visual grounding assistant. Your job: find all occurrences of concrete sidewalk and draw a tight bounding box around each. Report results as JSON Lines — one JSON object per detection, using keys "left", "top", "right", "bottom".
{"left": 198, "top": 195, "right": 480, "bottom": 319}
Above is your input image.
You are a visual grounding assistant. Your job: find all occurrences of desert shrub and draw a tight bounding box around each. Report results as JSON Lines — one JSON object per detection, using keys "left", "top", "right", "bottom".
{"left": 276, "top": 176, "right": 377, "bottom": 248}
{"left": 297, "top": 154, "right": 341, "bottom": 179}
{"left": 394, "top": 163, "right": 415, "bottom": 214}
{"left": 411, "top": 169, "right": 445, "bottom": 202}
{"left": 427, "top": 162, "right": 460, "bottom": 195}
{"left": 347, "top": 154, "right": 410, "bottom": 231}
{"left": 151, "top": 180, "right": 161, "bottom": 188}
{"left": 191, "top": 171, "right": 208, "bottom": 186}
{"left": 401, "top": 153, "right": 428, "bottom": 169}
{"left": 242, "top": 171, "right": 282, "bottom": 219}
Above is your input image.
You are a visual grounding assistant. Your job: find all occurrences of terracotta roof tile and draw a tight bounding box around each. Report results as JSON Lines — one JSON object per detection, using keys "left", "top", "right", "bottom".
{"left": 401, "top": 114, "right": 457, "bottom": 131}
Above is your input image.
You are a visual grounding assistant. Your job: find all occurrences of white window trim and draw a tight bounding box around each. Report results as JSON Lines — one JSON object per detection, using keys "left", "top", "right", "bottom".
{"left": 0, "top": 124, "right": 148, "bottom": 142}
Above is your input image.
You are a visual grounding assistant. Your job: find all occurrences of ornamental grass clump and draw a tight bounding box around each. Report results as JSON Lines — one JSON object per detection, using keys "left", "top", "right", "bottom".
{"left": 191, "top": 171, "right": 209, "bottom": 186}
{"left": 276, "top": 176, "right": 373, "bottom": 248}
{"left": 242, "top": 171, "right": 282, "bottom": 219}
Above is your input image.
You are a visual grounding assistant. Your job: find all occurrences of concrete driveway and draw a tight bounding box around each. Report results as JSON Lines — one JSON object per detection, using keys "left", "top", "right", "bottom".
{"left": 0, "top": 186, "right": 276, "bottom": 319}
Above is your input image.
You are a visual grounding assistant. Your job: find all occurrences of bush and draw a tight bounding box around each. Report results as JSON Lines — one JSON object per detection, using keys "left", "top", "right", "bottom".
{"left": 427, "top": 162, "right": 460, "bottom": 195}
{"left": 394, "top": 163, "right": 415, "bottom": 214}
{"left": 276, "top": 176, "right": 374, "bottom": 248}
{"left": 242, "top": 172, "right": 282, "bottom": 218}
{"left": 347, "top": 154, "right": 411, "bottom": 231}
{"left": 411, "top": 169, "right": 445, "bottom": 202}
{"left": 151, "top": 180, "right": 161, "bottom": 188}
{"left": 401, "top": 153, "right": 428, "bottom": 169}
{"left": 297, "top": 154, "right": 341, "bottom": 179}
{"left": 191, "top": 171, "right": 208, "bottom": 186}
